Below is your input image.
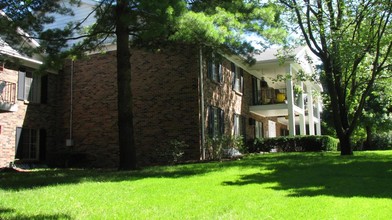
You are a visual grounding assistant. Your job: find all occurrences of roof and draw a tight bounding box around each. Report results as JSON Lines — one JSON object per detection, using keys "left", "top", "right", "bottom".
{"left": 252, "top": 46, "right": 306, "bottom": 63}
{"left": 0, "top": 37, "right": 43, "bottom": 65}
{"left": 0, "top": 11, "right": 43, "bottom": 66}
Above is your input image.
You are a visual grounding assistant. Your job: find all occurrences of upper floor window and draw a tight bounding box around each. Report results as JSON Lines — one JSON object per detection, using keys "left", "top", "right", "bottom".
{"left": 231, "top": 63, "right": 244, "bottom": 93}
{"left": 18, "top": 71, "right": 48, "bottom": 104}
{"left": 207, "top": 57, "right": 222, "bottom": 83}
{"left": 208, "top": 106, "right": 224, "bottom": 138}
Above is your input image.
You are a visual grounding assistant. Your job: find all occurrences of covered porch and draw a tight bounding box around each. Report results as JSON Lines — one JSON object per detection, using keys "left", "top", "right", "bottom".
{"left": 246, "top": 47, "right": 323, "bottom": 136}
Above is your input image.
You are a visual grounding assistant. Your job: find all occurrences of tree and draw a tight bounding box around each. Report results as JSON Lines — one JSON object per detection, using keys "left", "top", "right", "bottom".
{"left": 1, "top": 0, "right": 284, "bottom": 169}
{"left": 361, "top": 77, "right": 392, "bottom": 149}
{"left": 277, "top": 0, "right": 392, "bottom": 155}
{"left": 1, "top": 0, "right": 189, "bottom": 169}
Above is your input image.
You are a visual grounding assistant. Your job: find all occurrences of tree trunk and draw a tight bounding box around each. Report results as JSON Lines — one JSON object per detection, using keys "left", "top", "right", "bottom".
{"left": 364, "top": 125, "right": 373, "bottom": 150}
{"left": 116, "top": 0, "right": 137, "bottom": 169}
{"left": 339, "top": 134, "right": 353, "bottom": 155}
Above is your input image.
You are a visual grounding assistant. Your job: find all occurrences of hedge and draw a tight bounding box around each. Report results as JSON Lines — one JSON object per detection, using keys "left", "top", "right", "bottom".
{"left": 251, "top": 135, "right": 339, "bottom": 152}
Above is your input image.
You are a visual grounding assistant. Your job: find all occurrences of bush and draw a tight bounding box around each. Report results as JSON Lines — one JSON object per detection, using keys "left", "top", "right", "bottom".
{"left": 252, "top": 135, "right": 339, "bottom": 152}
{"left": 369, "top": 132, "right": 392, "bottom": 150}
{"left": 152, "top": 139, "right": 188, "bottom": 164}
{"left": 205, "top": 135, "right": 244, "bottom": 160}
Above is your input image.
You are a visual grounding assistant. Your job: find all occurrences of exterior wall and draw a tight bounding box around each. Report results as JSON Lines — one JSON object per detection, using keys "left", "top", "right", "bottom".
{"left": 0, "top": 66, "right": 57, "bottom": 167}
{"left": 132, "top": 46, "right": 200, "bottom": 164}
{"left": 204, "top": 58, "right": 252, "bottom": 137}
{"left": 55, "top": 45, "right": 200, "bottom": 167}
{"left": 249, "top": 113, "right": 288, "bottom": 138}
{"left": 203, "top": 57, "right": 287, "bottom": 145}
{"left": 53, "top": 54, "right": 119, "bottom": 168}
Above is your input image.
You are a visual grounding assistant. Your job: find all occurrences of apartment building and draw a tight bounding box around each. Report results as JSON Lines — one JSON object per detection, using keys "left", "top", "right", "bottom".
{"left": 0, "top": 1, "right": 322, "bottom": 168}
{"left": 0, "top": 38, "right": 58, "bottom": 168}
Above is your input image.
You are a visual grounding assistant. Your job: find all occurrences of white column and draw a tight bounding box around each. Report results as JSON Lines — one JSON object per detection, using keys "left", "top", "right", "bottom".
{"left": 307, "top": 86, "right": 315, "bottom": 135}
{"left": 298, "top": 82, "right": 306, "bottom": 135}
{"left": 316, "top": 97, "right": 322, "bottom": 135}
{"left": 286, "top": 65, "right": 296, "bottom": 136}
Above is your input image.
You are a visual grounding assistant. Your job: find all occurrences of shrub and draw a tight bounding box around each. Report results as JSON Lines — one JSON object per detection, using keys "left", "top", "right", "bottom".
{"left": 252, "top": 135, "right": 339, "bottom": 152}
{"left": 251, "top": 138, "right": 273, "bottom": 153}
{"left": 205, "top": 135, "right": 245, "bottom": 160}
{"left": 168, "top": 139, "right": 187, "bottom": 163}
{"left": 153, "top": 139, "right": 188, "bottom": 164}
{"left": 370, "top": 132, "right": 392, "bottom": 150}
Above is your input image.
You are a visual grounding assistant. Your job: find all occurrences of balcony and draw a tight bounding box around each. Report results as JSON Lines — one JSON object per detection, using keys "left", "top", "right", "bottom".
{"left": 251, "top": 76, "right": 303, "bottom": 118}
{"left": 0, "top": 80, "right": 18, "bottom": 112}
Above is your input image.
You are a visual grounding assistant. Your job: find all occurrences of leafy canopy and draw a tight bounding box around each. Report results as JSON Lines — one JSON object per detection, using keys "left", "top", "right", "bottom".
{"left": 277, "top": 0, "right": 392, "bottom": 154}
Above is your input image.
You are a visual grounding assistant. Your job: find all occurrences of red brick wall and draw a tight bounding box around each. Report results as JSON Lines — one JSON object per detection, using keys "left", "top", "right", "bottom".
{"left": 55, "top": 45, "right": 200, "bottom": 167}
{"left": 203, "top": 57, "right": 287, "bottom": 144}
{"left": 53, "top": 53, "right": 119, "bottom": 168}
{"left": 132, "top": 46, "right": 200, "bottom": 164}
{"left": 0, "top": 66, "right": 57, "bottom": 167}
{"left": 203, "top": 58, "right": 252, "bottom": 137}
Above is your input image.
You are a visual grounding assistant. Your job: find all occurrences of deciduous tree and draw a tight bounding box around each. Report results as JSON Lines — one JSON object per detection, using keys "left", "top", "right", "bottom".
{"left": 277, "top": 0, "right": 392, "bottom": 155}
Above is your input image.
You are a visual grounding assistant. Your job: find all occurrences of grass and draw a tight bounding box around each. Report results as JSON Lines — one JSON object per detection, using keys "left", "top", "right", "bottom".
{"left": 1, "top": 151, "right": 392, "bottom": 219}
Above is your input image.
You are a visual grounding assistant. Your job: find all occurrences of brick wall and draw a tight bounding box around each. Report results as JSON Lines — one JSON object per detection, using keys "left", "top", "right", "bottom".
{"left": 55, "top": 52, "right": 119, "bottom": 168}
{"left": 56, "top": 45, "right": 200, "bottom": 167}
{"left": 203, "top": 57, "right": 288, "bottom": 144}
{"left": 0, "top": 66, "right": 57, "bottom": 167}
{"left": 204, "top": 58, "right": 252, "bottom": 136}
{"left": 132, "top": 46, "right": 200, "bottom": 164}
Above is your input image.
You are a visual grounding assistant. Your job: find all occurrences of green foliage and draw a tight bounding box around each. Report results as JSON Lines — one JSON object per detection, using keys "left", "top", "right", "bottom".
{"left": 168, "top": 139, "right": 187, "bottom": 163}
{"left": 252, "top": 135, "right": 339, "bottom": 152}
{"left": 172, "top": 0, "right": 287, "bottom": 62}
{"left": 277, "top": 0, "right": 392, "bottom": 154}
{"left": 153, "top": 139, "right": 188, "bottom": 164}
{"left": 361, "top": 77, "right": 392, "bottom": 132}
{"left": 365, "top": 132, "right": 392, "bottom": 151}
{"left": 205, "top": 135, "right": 244, "bottom": 160}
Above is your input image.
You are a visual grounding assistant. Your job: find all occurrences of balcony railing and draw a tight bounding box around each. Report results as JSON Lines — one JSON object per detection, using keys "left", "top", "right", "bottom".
{"left": 253, "top": 87, "right": 287, "bottom": 105}
{"left": 0, "top": 80, "right": 16, "bottom": 104}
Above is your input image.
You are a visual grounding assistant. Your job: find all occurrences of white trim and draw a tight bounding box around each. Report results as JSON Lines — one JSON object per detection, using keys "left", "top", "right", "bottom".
{"left": 0, "top": 50, "right": 43, "bottom": 65}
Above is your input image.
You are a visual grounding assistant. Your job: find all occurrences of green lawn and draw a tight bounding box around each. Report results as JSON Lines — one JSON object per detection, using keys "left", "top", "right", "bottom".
{"left": 1, "top": 151, "right": 392, "bottom": 219}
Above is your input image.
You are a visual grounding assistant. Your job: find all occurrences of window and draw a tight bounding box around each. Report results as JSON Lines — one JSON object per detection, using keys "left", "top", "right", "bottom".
{"left": 208, "top": 106, "right": 224, "bottom": 138}
{"left": 15, "top": 128, "right": 41, "bottom": 160}
{"left": 255, "top": 121, "right": 264, "bottom": 138}
{"left": 268, "top": 120, "right": 276, "bottom": 138}
{"left": 231, "top": 63, "right": 244, "bottom": 93}
{"left": 234, "top": 114, "right": 246, "bottom": 138}
{"left": 207, "top": 60, "right": 222, "bottom": 83}
{"left": 252, "top": 77, "right": 261, "bottom": 104}
{"left": 18, "top": 71, "right": 48, "bottom": 103}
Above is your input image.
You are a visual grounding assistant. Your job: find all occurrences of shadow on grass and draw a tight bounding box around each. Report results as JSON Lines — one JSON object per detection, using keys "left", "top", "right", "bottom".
{"left": 2, "top": 152, "right": 392, "bottom": 199}
{"left": 0, "top": 159, "right": 248, "bottom": 190}
{"left": 223, "top": 152, "right": 392, "bottom": 198}
{"left": 0, "top": 207, "right": 71, "bottom": 220}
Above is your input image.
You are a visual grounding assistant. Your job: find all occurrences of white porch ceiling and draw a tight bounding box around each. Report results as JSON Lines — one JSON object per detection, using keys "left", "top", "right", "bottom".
{"left": 249, "top": 103, "right": 303, "bottom": 117}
